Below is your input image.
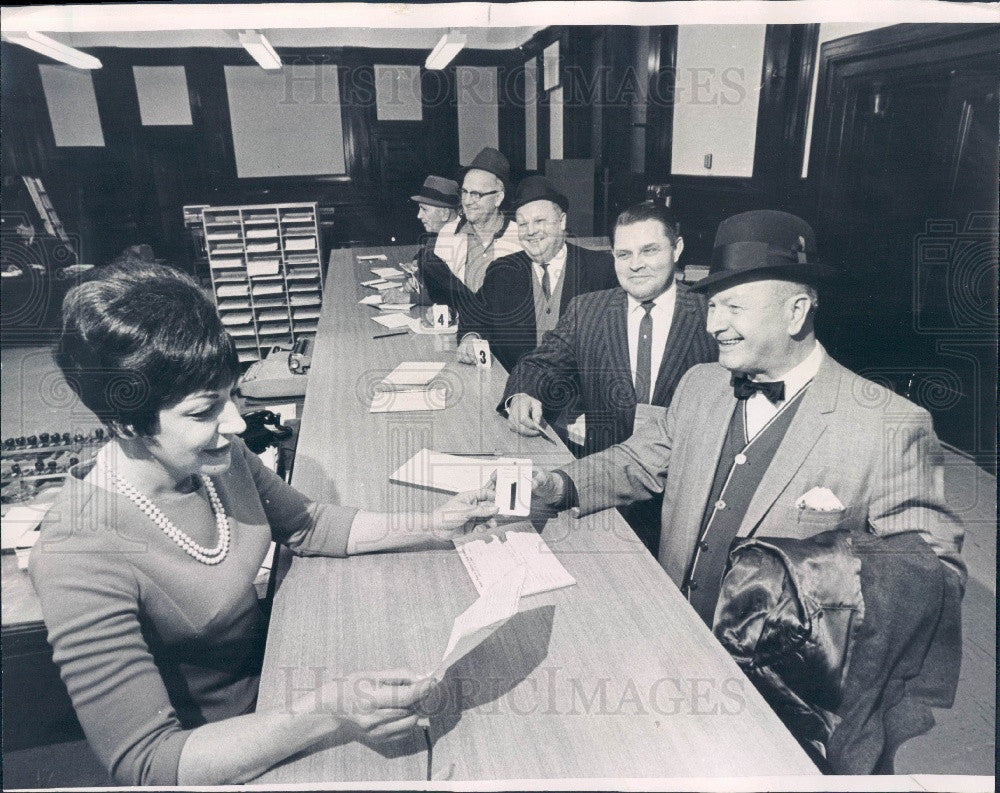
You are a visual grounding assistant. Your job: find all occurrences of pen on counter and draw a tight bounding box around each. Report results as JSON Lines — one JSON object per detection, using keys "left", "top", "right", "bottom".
{"left": 373, "top": 329, "right": 409, "bottom": 339}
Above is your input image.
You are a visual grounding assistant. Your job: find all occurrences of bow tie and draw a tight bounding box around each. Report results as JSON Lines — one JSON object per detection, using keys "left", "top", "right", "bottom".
{"left": 731, "top": 373, "right": 785, "bottom": 403}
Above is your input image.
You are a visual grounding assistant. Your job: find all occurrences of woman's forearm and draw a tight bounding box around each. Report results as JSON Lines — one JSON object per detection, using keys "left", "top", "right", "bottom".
{"left": 176, "top": 710, "right": 344, "bottom": 785}
{"left": 347, "top": 511, "right": 444, "bottom": 554}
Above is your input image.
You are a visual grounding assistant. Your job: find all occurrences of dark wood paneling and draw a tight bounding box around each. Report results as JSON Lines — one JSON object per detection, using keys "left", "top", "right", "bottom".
{"left": 0, "top": 41, "right": 520, "bottom": 266}
{"left": 808, "top": 23, "right": 999, "bottom": 465}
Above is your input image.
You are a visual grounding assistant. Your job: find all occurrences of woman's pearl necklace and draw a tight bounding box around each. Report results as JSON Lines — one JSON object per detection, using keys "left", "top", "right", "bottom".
{"left": 110, "top": 472, "right": 230, "bottom": 565}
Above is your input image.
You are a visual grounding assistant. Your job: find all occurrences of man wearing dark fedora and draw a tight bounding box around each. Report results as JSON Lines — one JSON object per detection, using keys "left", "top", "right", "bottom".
{"left": 455, "top": 175, "right": 616, "bottom": 372}
{"left": 531, "top": 208, "right": 964, "bottom": 613}
{"left": 527, "top": 209, "right": 966, "bottom": 771}
{"left": 431, "top": 147, "right": 522, "bottom": 296}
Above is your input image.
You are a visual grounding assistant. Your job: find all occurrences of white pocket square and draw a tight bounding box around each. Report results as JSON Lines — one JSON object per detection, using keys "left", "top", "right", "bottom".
{"left": 796, "top": 486, "right": 845, "bottom": 512}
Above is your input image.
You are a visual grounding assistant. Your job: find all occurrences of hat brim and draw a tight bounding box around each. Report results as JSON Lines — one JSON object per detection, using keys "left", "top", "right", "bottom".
{"left": 687, "top": 262, "right": 838, "bottom": 294}
{"left": 410, "top": 194, "right": 458, "bottom": 209}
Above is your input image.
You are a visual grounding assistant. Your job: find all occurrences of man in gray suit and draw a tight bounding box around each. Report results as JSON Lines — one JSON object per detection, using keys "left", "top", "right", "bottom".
{"left": 532, "top": 210, "right": 965, "bottom": 625}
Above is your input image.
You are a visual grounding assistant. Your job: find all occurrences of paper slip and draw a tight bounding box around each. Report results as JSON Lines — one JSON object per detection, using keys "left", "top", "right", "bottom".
{"left": 408, "top": 317, "right": 457, "bottom": 335}
{"left": 378, "top": 302, "right": 414, "bottom": 312}
{"left": 358, "top": 294, "right": 382, "bottom": 306}
{"left": 455, "top": 532, "right": 576, "bottom": 597}
{"left": 372, "top": 313, "right": 412, "bottom": 329}
{"left": 2, "top": 502, "right": 53, "bottom": 550}
{"left": 371, "top": 266, "right": 405, "bottom": 279}
{"left": 370, "top": 386, "right": 448, "bottom": 413}
{"left": 357, "top": 253, "right": 388, "bottom": 261}
{"left": 382, "top": 361, "right": 447, "bottom": 388}
{"left": 428, "top": 567, "right": 525, "bottom": 682}
{"left": 390, "top": 449, "right": 522, "bottom": 494}
{"left": 368, "top": 281, "right": 398, "bottom": 292}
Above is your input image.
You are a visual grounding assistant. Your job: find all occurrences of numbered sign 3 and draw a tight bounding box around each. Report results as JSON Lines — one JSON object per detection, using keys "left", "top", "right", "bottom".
{"left": 471, "top": 338, "right": 492, "bottom": 369}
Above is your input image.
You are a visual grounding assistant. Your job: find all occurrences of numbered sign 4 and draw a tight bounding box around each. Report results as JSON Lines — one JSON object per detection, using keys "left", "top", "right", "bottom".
{"left": 431, "top": 303, "right": 452, "bottom": 328}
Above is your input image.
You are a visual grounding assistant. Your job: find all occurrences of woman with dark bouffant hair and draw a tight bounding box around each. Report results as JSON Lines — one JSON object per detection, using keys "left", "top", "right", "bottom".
{"left": 30, "top": 262, "right": 496, "bottom": 786}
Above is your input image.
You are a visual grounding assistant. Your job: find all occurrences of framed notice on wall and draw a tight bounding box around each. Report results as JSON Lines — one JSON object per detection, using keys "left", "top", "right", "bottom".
{"left": 224, "top": 65, "right": 346, "bottom": 178}
{"left": 374, "top": 65, "right": 423, "bottom": 121}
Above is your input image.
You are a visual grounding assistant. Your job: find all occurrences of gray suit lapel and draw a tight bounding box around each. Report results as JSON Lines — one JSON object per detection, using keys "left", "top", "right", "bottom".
{"left": 737, "top": 355, "right": 843, "bottom": 537}
{"left": 682, "top": 380, "right": 738, "bottom": 533}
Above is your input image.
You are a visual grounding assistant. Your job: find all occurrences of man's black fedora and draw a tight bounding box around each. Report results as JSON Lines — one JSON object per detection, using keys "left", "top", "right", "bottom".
{"left": 689, "top": 210, "right": 837, "bottom": 293}
{"left": 464, "top": 147, "right": 511, "bottom": 186}
{"left": 511, "top": 175, "right": 569, "bottom": 214}
{"left": 410, "top": 175, "right": 459, "bottom": 209}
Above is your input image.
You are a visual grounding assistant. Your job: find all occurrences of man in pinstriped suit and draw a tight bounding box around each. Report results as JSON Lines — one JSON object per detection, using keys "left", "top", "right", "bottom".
{"left": 499, "top": 201, "right": 718, "bottom": 552}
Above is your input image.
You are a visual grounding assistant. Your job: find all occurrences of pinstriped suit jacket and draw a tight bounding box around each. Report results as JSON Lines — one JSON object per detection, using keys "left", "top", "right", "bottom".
{"left": 500, "top": 284, "right": 718, "bottom": 455}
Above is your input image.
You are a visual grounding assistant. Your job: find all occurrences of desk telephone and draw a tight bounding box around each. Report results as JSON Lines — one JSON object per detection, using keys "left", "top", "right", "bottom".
{"left": 237, "top": 338, "right": 312, "bottom": 399}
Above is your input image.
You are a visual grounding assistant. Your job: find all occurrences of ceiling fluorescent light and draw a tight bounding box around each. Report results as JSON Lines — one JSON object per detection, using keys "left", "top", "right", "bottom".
{"left": 3, "top": 31, "right": 101, "bottom": 69}
{"left": 238, "top": 30, "right": 281, "bottom": 70}
{"left": 425, "top": 31, "right": 466, "bottom": 70}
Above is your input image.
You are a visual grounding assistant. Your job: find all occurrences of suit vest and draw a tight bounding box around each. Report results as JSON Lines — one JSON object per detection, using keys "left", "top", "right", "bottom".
{"left": 684, "top": 388, "right": 808, "bottom": 624}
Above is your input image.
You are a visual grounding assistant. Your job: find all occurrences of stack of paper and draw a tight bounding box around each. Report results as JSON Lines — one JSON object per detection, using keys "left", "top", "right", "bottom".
{"left": 359, "top": 294, "right": 382, "bottom": 306}
{"left": 455, "top": 532, "right": 576, "bottom": 597}
{"left": 370, "top": 363, "right": 449, "bottom": 413}
{"left": 372, "top": 313, "right": 412, "bottom": 330}
{"left": 357, "top": 253, "right": 388, "bottom": 262}
{"left": 1, "top": 502, "right": 53, "bottom": 551}
{"left": 380, "top": 361, "right": 446, "bottom": 389}
{"left": 361, "top": 279, "right": 397, "bottom": 292}
{"left": 371, "top": 266, "right": 405, "bottom": 280}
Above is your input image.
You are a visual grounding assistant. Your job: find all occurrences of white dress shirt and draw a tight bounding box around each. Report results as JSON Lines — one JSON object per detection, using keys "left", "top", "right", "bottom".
{"left": 530, "top": 243, "right": 568, "bottom": 292}
{"left": 744, "top": 341, "right": 825, "bottom": 440}
{"left": 627, "top": 282, "right": 677, "bottom": 393}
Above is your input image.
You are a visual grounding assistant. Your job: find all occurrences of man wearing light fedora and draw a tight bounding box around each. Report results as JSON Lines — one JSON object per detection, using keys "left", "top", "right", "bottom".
{"left": 527, "top": 209, "right": 966, "bottom": 771}
{"left": 387, "top": 175, "right": 459, "bottom": 305}
{"left": 455, "top": 175, "right": 617, "bottom": 372}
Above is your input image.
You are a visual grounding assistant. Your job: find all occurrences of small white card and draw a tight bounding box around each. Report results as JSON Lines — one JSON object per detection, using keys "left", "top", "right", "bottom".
{"left": 471, "top": 338, "right": 492, "bottom": 369}
{"left": 360, "top": 278, "right": 387, "bottom": 287}
{"left": 494, "top": 462, "right": 532, "bottom": 517}
{"left": 372, "top": 313, "right": 412, "bottom": 329}
{"left": 357, "top": 253, "right": 388, "bottom": 261}
{"left": 431, "top": 303, "right": 453, "bottom": 328}
{"left": 371, "top": 266, "right": 405, "bottom": 280}
{"left": 358, "top": 294, "right": 382, "bottom": 306}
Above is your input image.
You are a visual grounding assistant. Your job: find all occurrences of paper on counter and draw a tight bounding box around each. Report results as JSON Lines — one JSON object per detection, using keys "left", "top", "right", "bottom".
{"left": 371, "top": 266, "right": 405, "bottom": 280}
{"left": 455, "top": 532, "right": 576, "bottom": 597}
{"left": 428, "top": 566, "right": 525, "bottom": 682}
{"left": 382, "top": 361, "right": 446, "bottom": 388}
{"left": 358, "top": 294, "right": 382, "bottom": 306}
{"left": 2, "top": 502, "right": 53, "bottom": 550}
{"left": 370, "top": 386, "right": 448, "bottom": 413}
{"left": 378, "top": 302, "right": 414, "bottom": 312}
{"left": 407, "top": 317, "right": 457, "bottom": 335}
{"left": 390, "top": 449, "right": 523, "bottom": 494}
{"left": 357, "top": 253, "right": 388, "bottom": 261}
{"left": 372, "top": 313, "right": 413, "bottom": 329}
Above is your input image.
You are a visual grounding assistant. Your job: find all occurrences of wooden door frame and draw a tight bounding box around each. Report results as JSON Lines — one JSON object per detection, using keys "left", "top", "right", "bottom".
{"left": 808, "top": 23, "right": 1000, "bottom": 227}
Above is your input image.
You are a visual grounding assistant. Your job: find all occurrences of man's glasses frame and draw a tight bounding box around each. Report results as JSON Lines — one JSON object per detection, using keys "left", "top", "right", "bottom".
{"left": 460, "top": 189, "right": 500, "bottom": 202}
